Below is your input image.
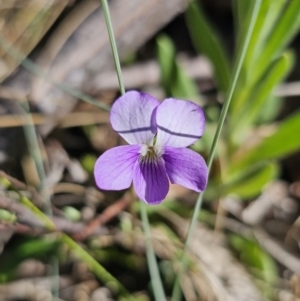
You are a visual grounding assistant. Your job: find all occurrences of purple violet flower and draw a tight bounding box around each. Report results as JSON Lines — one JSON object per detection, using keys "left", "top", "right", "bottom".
{"left": 94, "top": 91, "right": 208, "bottom": 205}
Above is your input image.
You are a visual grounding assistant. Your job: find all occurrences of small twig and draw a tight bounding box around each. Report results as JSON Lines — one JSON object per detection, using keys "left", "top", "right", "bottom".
{"left": 73, "top": 193, "right": 132, "bottom": 241}
{"left": 0, "top": 111, "right": 109, "bottom": 128}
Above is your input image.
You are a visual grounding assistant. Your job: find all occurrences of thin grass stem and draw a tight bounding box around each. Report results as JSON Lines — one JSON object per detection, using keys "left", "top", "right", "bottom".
{"left": 100, "top": 0, "right": 125, "bottom": 95}
{"left": 20, "top": 100, "right": 60, "bottom": 298}
{"left": 171, "top": 1, "right": 262, "bottom": 300}
{"left": 140, "top": 201, "right": 167, "bottom": 301}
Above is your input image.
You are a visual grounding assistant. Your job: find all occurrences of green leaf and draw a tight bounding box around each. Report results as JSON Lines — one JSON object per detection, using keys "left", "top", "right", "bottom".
{"left": 185, "top": 1, "right": 231, "bottom": 92}
{"left": 156, "top": 34, "right": 199, "bottom": 101}
{"left": 229, "top": 234, "right": 278, "bottom": 285}
{"left": 232, "top": 110, "right": 300, "bottom": 169}
{"left": 232, "top": 0, "right": 253, "bottom": 36}
{"left": 231, "top": 0, "right": 290, "bottom": 116}
{"left": 256, "top": 95, "right": 282, "bottom": 125}
{"left": 223, "top": 162, "right": 278, "bottom": 198}
{"left": 249, "top": 51, "right": 294, "bottom": 122}
{"left": 0, "top": 237, "right": 60, "bottom": 282}
{"left": 243, "top": 0, "right": 287, "bottom": 74}
{"left": 231, "top": 51, "right": 294, "bottom": 142}
{"left": 252, "top": 0, "right": 300, "bottom": 84}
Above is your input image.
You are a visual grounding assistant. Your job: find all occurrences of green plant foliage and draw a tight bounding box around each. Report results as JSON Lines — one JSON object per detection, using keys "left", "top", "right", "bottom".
{"left": 156, "top": 34, "right": 199, "bottom": 101}
{"left": 222, "top": 162, "right": 278, "bottom": 198}
{"left": 81, "top": 154, "right": 97, "bottom": 174}
{"left": 229, "top": 234, "right": 278, "bottom": 286}
{"left": 0, "top": 237, "right": 60, "bottom": 283}
{"left": 231, "top": 110, "right": 300, "bottom": 170}
{"left": 185, "top": 1, "right": 231, "bottom": 92}
{"left": 231, "top": 50, "right": 294, "bottom": 142}
{"left": 253, "top": 0, "right": 300, "bottom": 84}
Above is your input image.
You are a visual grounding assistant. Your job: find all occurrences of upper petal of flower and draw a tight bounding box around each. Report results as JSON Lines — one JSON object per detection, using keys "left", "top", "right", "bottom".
{"left": 110, "top": 91, "right": 160, "bottom": 145}
{"left": 133, "top": 158, "right": 169, "bottom": 205}
{"left": 156, "top": 98, "right": 205, "bottom": 148}
{"left": 94, "top": 145, "right": 140, "bottom": 190}
{"left": 163, "top": 146, "right": 208, "bottom": 192}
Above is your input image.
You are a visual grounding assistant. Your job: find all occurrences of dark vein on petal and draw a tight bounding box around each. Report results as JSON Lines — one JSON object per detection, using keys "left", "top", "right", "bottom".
{"left": 157, "top": 125, "right": 202, "bottom": 139}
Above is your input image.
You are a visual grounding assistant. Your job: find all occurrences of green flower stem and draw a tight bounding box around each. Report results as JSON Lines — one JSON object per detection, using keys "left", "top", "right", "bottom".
{"left": 140, "top": 201, "right": 167, "bottom": 301}
{"left": 0, "top": 34, "right": 110, "bottom": 111}
{"left": 171, "top": 1, "right": 262, "bottom": 300}
{"left": 100, "top": 1, "right": 166, "bottom": 300}
{"left": 100, "top": 0, "right": 125, "bottom": 95}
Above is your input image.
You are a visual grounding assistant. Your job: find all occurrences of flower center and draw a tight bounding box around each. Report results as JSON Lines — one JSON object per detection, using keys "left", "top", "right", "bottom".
{"left": 140, "top": 144, "right": 163, "bottom": 163}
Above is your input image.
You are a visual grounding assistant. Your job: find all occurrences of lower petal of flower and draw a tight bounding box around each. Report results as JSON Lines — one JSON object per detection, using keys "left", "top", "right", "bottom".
{"left": 163, "top": 146, "right": 208, "bottom": 192}
{"left": 133, "top": 157, "right": 169, "bottom": 205}
{"left": 94, "top": 145, "right": 140, "bottom": 190}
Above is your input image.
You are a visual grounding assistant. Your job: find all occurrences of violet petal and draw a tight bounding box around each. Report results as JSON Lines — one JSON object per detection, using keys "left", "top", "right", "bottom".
{"left": 156, "top": 98, "right": 205, "bottom": 147}
{"left": 133, "top": 158, "right": 169, "bottom": 205}
{"left": 110, "top": 91, "right": 160, "bottom": 145}
{"left": 94, "top": 145, "right": 140, "bottom": 190}
{"left": 163, "top": 146, "right": 208, "bottom": 192}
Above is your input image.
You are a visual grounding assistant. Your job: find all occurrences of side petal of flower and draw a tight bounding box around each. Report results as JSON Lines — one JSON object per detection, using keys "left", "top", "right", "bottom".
{"left": 163, "top": 146, "right": 208, "bottom": 192}
{"left": 156, "top": 98, "right": 205, "bottom": 148}
{"left": 133, "top": 158, "right": 169, "bottom": 205}
{"left": 94, "top": 145, "right": 140, "bottom": 190}
{"left": 110, "top": 91, "right": 160, "bottom": 145}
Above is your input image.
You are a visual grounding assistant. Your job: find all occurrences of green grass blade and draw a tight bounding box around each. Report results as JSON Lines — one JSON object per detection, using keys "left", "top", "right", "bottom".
{"left": 171, "top": 1, "right": 262, "bottom": 300}
{"left": 223, "top": 162, "right": 278, "bottom": 198}
{"left": 157, "top": 34, "right": 199, "bottom": 101}
{"left": 231, "top": 109, "right": 300, "bottom": 170}
{"left": 243, "top": 0, "right": 287, "bottom": 74}
{"left": 100, "top": 0, "right": 125, "bottom": 95}
{"left": 185, "top": 0, "right": 231, "bottom": 92}
{"left": 140, "top": 202, "right": 167, "bottom": 301}
{"left": 232, "top": 0, "right": 253, "bottom": 36}
{"left": 252, "top": 0, "right": 300, "bottom": 84}
{"left": 231, "top": 50, "right": 294, "bottom": 142}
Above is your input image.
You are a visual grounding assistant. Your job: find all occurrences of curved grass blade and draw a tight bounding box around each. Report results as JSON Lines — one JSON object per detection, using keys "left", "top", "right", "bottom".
{"left": 185, "top": 0, "right": 231, "bottom": 92}
{"left": 157, "top": 34, "right": 199, "bottom": 101}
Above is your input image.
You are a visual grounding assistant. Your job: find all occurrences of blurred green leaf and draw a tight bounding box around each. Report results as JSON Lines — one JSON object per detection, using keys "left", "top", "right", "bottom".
{"left": 248, "top": 51, "right": 294, "bottom": 123}
{"left": 229, "top": 234, "right": 278, "bottom": 285}
{"left": 256, "top": 95, "right": 282, "bottom": 125}
{"left": 232, "top": 0, "right": 253, "bottom": 36}
{"left": 232, "top": 51, "right": 294, "bottom": 142}
{"left": 223, "top": 162, "right": 278, "bottom": 198}
{"left": 156, "top": 34, "right": 199, "bottom": 101}
{"left": 232, "top": 110, "right": 300, "bottom": 169}
{"left": 243, "top": 0, "right": 287, "bottom": 74}
{"left": 0, "top": 237, "right": 60, "bottom": 282}
{"left": 252, "top": 0, "right": 300, "bottom": 84}
{"left": 185, "top": 1, "right": 231, "bottom": 92}
{"left": 81, "top": 154, "right": 97, "bottom": 174}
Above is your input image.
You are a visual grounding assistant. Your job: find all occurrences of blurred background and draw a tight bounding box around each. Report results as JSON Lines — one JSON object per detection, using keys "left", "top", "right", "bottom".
{"left": 1, "top": 0, "right": 300, "bottom": 300}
